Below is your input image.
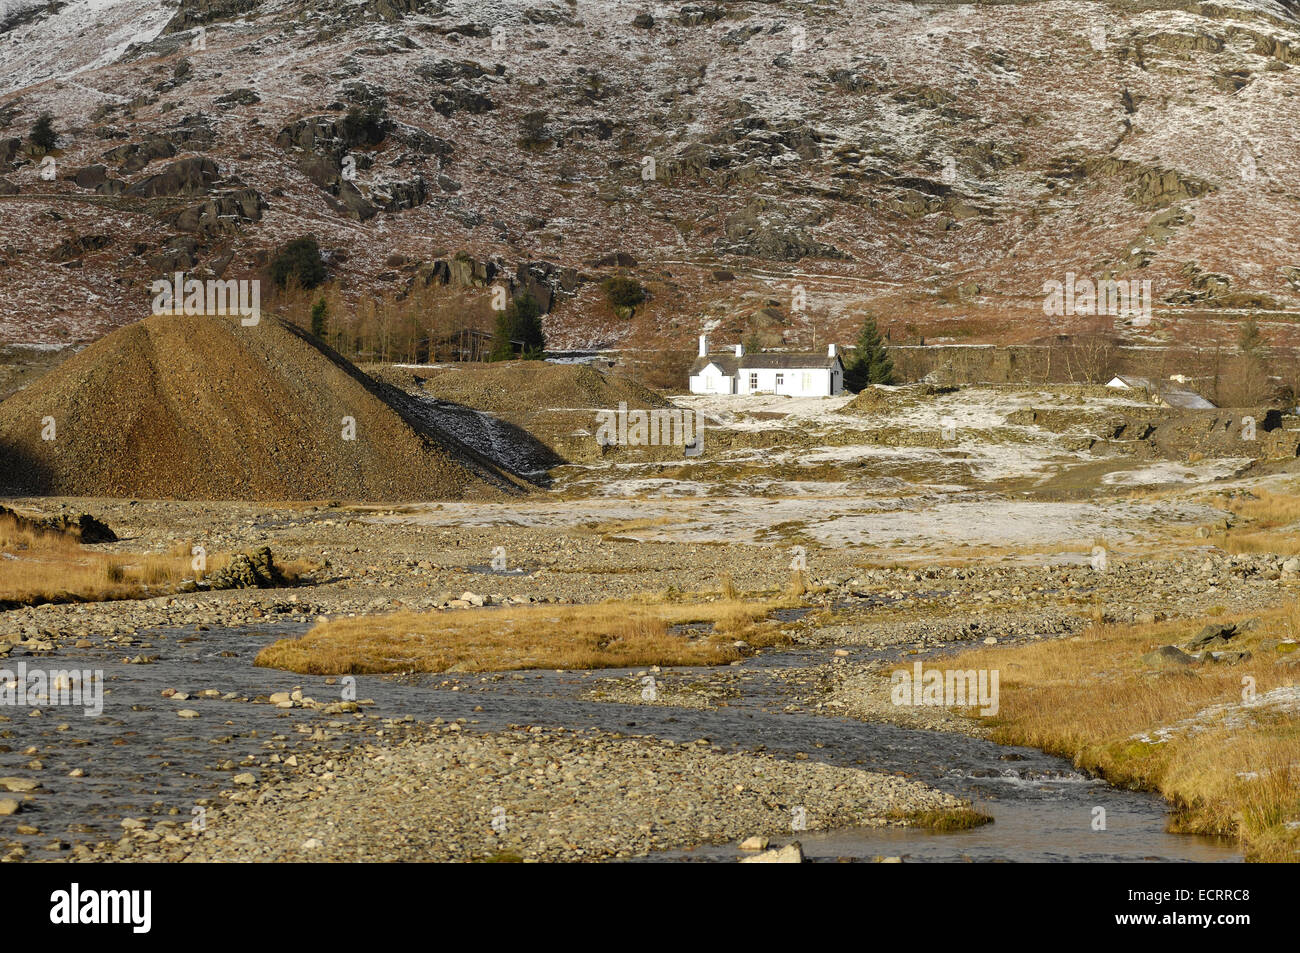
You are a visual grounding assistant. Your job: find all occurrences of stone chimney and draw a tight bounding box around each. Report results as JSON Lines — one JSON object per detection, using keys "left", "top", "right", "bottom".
{"left": 828, "top": 343, "right": 838, "bottom": 358}
{"left": 699, "top": 334, "right": 708, "bottom": 357}
{"left": 735, "top": 343, "right": 744, "bottom": 358}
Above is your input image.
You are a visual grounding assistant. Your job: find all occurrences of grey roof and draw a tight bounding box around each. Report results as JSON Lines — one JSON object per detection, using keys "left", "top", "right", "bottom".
{"left": 691, "top": 355, "right": 740, "bottom": 376}
{"left": 691, "top": 351, "right": 842, "bottom": 375}
{"left": 1158, "top": 387, "right": 1216, "bottom": 410}
{"left": 1109, "top": 375, "right": 1155, "bottom": 390}
{"left": 1108, "top": 375, "right": 1215, "bottom": 409}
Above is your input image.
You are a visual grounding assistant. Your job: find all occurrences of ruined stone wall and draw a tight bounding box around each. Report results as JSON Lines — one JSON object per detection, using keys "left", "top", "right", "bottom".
{"left": 886, "top": 344, "right": 1233, "bottom": 388}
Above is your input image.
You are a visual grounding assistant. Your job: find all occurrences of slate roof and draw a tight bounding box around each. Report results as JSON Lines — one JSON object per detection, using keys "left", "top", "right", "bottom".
{"left": 1157, "top": 387, "right": 1216, "bottom": 410}
{"left": 1107, "top": 375, "right": 1216, "bottom": 409}
{"left": 690, "top": 355, "right": 739, "bottom": 376}
{"left": 690, "top": 351, "right": 842, "bottom": 375}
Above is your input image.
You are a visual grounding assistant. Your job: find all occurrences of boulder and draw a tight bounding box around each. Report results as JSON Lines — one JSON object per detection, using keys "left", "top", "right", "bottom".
{"left": 72, "top": 164, "right": 108, "bottom": 189}
{"left": 169, "top": 188, "right": 267, "bottom": 235}
{"left": 1186, "top": 619, "right": 1258, "bottom": 651}
{"left": 0, "top": 506, "right": 115, "bottom": 543}
{"left": 125, "top": 157, "right": 219, "bottom": 197}
{"left": 48, "top": 234, "right": 111, "bottom": 263}
{"left": 1140, "top": 645, "right": 1195, "bottom": 668}
{"left": 103, "top": 137, "right": 177, "bottom": 173}
{"left": 207, "top": 547, "right": 287, "bottom": 590}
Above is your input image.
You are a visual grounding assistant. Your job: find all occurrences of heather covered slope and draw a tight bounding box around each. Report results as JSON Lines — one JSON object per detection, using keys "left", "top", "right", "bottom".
{"left": 0, "top": 313, "right": 529, "bottom": 499}
{"left": 4, "top": 0, "right": 1300, "bottom": 356}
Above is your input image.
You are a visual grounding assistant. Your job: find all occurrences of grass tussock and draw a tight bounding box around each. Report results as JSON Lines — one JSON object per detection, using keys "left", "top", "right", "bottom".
{"left": 786, "top": 569, "right": 809, "bottom": 598}
{"left": 949, "top": 604, "right": 1300, "bottom": 861}
{"left": 891, "top": 806, "right": 994, "bottom": 832}
{"left": 255, "top": 599, "right": 792, "bottom": 676}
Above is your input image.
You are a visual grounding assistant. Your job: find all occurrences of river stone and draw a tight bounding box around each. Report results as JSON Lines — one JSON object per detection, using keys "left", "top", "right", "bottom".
{"left": 0, "top": 778, "right": 40, "bottom": 792}
{"left": 739, "top": 841, "right": 804, "bottom": 864}
{"left": 0, "top": 799, "right": 19, "bottom": 816}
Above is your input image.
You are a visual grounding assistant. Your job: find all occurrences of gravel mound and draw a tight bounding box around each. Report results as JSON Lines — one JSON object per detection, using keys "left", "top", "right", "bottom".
{"left": 837, "top": 383, "right": 957, "bottom": 416}
{"left": 0, "top": 314, "right": 528, "bottom": 501}
{"left": 370, "top": 360, "right": 676, "bottom": 464}
{"left": 377, "top": 360, "right": 670, "bottom": 417}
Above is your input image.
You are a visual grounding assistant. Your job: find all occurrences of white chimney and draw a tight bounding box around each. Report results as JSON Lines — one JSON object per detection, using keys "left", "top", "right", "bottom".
{"left": 735, "top": 343, "right": 744, "bottom": 357}
{"left": 828, "top": 343, "right": 837, "bottom": 358}
{"left": 698, "top": 334, "right": 708, "bottom": 357}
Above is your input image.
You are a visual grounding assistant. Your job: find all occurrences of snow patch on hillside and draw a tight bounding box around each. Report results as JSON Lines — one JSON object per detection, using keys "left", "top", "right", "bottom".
{"left": 0, "top": 0, "right": 174, "bottom": 95}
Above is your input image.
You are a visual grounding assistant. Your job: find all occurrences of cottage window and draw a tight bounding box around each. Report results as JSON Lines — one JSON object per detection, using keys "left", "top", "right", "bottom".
{"left": 749, "top": 372, "right": 758, "bottom": 390}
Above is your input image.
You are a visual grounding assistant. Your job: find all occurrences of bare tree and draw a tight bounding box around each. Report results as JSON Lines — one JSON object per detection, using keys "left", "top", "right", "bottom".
{"left": 1218, "top": 353, "right": 1274, "bottom": 407}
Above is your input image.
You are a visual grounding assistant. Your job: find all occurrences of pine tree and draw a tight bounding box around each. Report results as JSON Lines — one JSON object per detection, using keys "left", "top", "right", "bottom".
{"left": 843, "top": 314, "right": 894, "bottom": 391}
{"left": 310, "top": 299, "right": 327, "bottom": 339}
{"left": 270, "top": 236, "right": 326, "bottom": 289}
{"left": 30, "top": 113, "right": 57, "bottom": 152}
{"left": 489, "top": 293, "right": 545, "bottom": 361}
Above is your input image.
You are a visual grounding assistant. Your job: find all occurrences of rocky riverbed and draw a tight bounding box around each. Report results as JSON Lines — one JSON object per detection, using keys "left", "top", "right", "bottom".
{"left": 0, "top": 489, "right": 1291, "bottom": 862}
{"left": 108, "top": 723, "right": 963, "bottom": 863}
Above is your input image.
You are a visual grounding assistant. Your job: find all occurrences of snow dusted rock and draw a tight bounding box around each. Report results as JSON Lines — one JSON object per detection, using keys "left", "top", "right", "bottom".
{"left": 739, "top": 841, "right": 805, "bottom": 864}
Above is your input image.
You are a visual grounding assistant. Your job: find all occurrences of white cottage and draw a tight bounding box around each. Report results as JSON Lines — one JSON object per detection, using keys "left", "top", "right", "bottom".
{"left": 688, "top": 335, "right": 844, "bottom": 396}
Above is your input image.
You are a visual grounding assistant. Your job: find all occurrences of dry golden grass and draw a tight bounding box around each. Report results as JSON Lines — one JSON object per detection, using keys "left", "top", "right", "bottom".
{"left": 1219, "top": 489, "right": 1300, "bottom": 529}
{"left": 1216, "top": 530, "right": 1300, "bottom": 556}
{"left": 947, "top": 604, "right": 1300, "bottom": 861}
{"left": 255, "top": 598, "right": 791, "bottom": 675}
{"left": 0, "top": 513, "right": 305, "bottom": 606}
{"left": 1212, "top": 490, "right": 1300, "bottom": 556}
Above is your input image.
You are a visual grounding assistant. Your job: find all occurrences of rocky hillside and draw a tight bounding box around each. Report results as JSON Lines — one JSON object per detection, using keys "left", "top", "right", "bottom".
{"left": 3, "top": 0, "right": 1300, "bottom": 356}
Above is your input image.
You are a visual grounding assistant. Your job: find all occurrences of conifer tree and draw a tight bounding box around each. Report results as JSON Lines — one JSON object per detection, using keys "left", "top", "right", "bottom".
{"left": 843, "top": 313, "right": 894, "bottom": 391}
